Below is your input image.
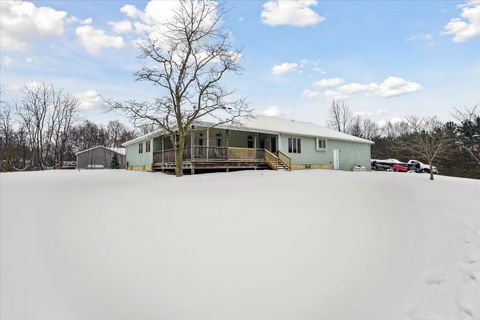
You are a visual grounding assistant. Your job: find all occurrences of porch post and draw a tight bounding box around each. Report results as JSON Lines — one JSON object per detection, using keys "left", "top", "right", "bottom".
{"left": 150, "top": 138, "right": 154, "bottom": 170}
{"left": 206, "top": 128, "right": 210, "bottom": 160}
{"left": 161, "top": 136, "right": 164, "bottom": 159}
{"left": 190, "top": 130, "right": 194, "bottom": 161}
{"left": 190, "top": 130, "right": 194, "bottom": 175}
{"left": 277, "top": 134, "right": 281, "bottom": 154}
{"left": 254, "top": 132, "right": 258, "bottom": 160}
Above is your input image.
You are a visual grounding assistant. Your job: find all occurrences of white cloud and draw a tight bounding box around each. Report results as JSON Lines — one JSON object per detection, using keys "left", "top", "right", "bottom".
{"left": 367, "top": 76, "right": 422, "bottom": 98}
{"left": 67, "top": 16, "right": 92, "bottom": 25}
{"left": 324, "top": 90, "right": 349, "bottom": 101}
{"left": 443, "top": 0, "right": 480, "bottom": 42}
{"left": 354, "top": 109, "right": 389, "bottom": 117}
{"left": 337, "top": 82, "right": 370, "bottom": 93}
{"left": 6, "top": 83, "right": 22, "bottom": 91}
{"left": 261, "top": 0, "right": 325, "bottom": 27}
{"left": 301, "top": 89, "right": 320, "bottom": 98}
{"left": 75, "top": 25, "right": 125, "bottom": 54}
{"left": 261, "top": 106, "right": 283, "bottom": 116}
{"left": 25, "top": 81, "right": 43, "bottom": 90}
{"left": 108, "top": 20, "right": 133, "bottom": 34}
{"left": 335, "top": 77, "right": 422, "bottom": 98}
{"left": 25, "top": 56, "right": 37, "bottom": 64}
{"left": 406, "top": 33, "right": 436, "bottom": 46}
{"left": 271, "top": 62, "right": 299, "bottom": 75}
{"left": 1, "top": 56, "right": 13, "bottom": 67}
{"left": 0, "top": 0, "right": 68, "bottom": 51}
{"left": 76, "top": 90, "right": 103, "bottom": 111}
{"left": 120, "top": 4, "right": 142, "bottom": 18}
{"left": 313, "top": 77, "right": 344, "bottom": 88}
{"left": 120, "top": 1, "right": 217, "bottom": 45}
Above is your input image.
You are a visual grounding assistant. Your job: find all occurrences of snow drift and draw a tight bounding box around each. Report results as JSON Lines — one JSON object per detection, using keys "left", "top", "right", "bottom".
{"left": 1, "top": 170, "right": 479, "bottom": 320}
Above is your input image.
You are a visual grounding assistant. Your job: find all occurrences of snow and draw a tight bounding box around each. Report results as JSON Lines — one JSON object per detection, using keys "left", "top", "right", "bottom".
{"left": 75, "top": 146, "right": 126, "bottom": 156}
{"left": 1, "top": 169, "right": 479, "bottom": 320}
{"left": 240, "top": 115, "right": 373, "bottom": 144}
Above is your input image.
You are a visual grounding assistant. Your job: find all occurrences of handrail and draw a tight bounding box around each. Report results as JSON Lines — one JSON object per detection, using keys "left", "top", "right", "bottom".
{"left": 264, "top": 149, "right": 278, "bottom": 170}
{"left": 277, "top": 150, "right": 291, "bottom": 170}
{"left": 228, "top": 147, "right": 257, "bottom": 161}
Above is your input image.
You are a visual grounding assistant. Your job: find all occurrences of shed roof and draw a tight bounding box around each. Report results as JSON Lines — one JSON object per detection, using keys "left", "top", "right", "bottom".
{"left": 75, "top": 146, "right": 126, "bottom": 156}
{"left": 121, "top": 115, "right": 374, "bottom": 146}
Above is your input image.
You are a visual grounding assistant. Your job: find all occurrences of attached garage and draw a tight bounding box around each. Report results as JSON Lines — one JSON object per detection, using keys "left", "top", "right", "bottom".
{"left": 76, "top": 146, "right": 126, "bottom": 169}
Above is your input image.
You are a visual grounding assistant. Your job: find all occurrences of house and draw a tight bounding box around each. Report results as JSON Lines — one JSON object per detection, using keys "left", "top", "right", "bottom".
{"left": 76, "top": 146, "right": 126, "bottom": 169}
{"left": 122, "top": 115, "right": 373, "bottom": 173}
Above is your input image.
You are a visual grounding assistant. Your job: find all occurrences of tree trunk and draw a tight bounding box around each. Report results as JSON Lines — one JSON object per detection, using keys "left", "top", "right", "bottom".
{"left": 174, "top": 135, "right": 185, "bottom": 177}
{"left": 429, "top": 160, "right": 434, "bottom": 181}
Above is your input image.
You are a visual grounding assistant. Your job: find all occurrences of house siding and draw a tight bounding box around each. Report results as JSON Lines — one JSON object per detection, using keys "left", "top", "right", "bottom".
{"left": 278, "top": 134, "right": 371, "bottom": 171}
{"left": 126, "top": 130, "right": 371, "bottom": 171}
{"left": 126, "top": 139, "right": 153, "bottom": 170}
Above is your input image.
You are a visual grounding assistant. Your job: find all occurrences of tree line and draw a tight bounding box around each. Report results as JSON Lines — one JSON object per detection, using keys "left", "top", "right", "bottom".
{"left": 0, "top": 84, "right": 136, "bottom": 171}
{"left": 327, "top": 101, "right": 480, "bottom": 180}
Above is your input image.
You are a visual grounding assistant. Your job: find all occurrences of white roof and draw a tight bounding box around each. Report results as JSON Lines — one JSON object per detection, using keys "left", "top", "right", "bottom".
{"left": 122, "top": 115, "right": 373, "bottom": 146}
{"left": 239, "top": 116, "right": 373, "bottom": 144}
{"left": 75, "top": 146, "right": 126, "bottom": 156}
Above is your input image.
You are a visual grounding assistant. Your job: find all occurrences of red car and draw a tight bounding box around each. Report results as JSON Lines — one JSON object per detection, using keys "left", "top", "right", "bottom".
{"left": 391, "top": 164, "right": 408, "bottom": 172}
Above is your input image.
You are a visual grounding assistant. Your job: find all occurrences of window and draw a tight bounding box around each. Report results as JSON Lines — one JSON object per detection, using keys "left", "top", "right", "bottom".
{"left": 138, "top": 142, "right": 143, "bottom": 154}
{"left": 216, "top": 133, "right": 223, "bottom": 147}
{"left": 316, "top": 138, "right": 327, "bottom": 151}
{"left": 288, "top": 137, "right": 301, "bottom": 154}
{"left": 198, "top": 133, "right": 204, "bottom": 146}
{"left": 247, "top": 135, "right": 253, "bottom": 148}
{"left": 145, "top": 140, "right": 151, "bottom": 153}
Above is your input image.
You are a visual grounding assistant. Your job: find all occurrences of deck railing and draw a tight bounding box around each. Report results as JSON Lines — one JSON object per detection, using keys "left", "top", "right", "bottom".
{"left": 264, "top": 149, "right": 279, "bottom": 170}
{"left": 153, "top": 146, "right": 267, "bottom": 163}
{"left": 277, "top": 150, "right": 292, "bottom": 170}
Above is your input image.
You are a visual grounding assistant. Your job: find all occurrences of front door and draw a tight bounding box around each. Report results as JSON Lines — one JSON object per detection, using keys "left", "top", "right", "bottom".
{"left": 271, "top": 137, "right": 277, "bottom": 153}
{"left": 333, "top": 149, "right": 340, "bottom": 170}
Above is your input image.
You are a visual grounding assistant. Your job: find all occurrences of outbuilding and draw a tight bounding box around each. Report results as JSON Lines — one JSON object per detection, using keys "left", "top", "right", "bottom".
{"left": 75, "top": 146, "right": 126, "bottom": 169}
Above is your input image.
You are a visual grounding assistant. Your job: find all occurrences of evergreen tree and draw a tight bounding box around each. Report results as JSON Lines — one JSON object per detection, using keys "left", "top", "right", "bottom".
{"left": 111, "top": 153, "right": 120, "bottom": 169}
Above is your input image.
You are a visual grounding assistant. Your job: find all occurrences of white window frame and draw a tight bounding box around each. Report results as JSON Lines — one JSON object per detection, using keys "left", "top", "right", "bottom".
{"left": 316, "top": 137, "right": 327, "bottom": 151}
{"left": 145, "top": 140, "right": 151, "bottom": 153}
{"left": 138, "top": 142, "right": 143, "bottom": 154}
{"left": 288, "top": 137, "right": 302, "bottom": 154}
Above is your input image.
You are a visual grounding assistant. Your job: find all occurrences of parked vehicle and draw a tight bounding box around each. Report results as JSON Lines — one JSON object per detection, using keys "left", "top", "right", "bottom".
{"left": 407, "top": 160, "right": 438, "bottom": 174}
{"left": 371, "top": 159, "right": 408, "bottom": 171}
{"left": 391, "top": 164, "right": 409, "bottom": 172}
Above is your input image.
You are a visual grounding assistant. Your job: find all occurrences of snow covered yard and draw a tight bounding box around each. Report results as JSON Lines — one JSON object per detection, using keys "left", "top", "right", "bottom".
{"left": 1, "top": 169, "right": 479, "bottom": 320}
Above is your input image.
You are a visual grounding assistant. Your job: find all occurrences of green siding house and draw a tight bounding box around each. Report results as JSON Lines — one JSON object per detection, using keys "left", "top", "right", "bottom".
{"left": 122, "top": 115, "right": 373, "bottom": 173}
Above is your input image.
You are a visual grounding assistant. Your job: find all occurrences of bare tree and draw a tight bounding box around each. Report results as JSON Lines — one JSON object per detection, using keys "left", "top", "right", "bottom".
{"left": 452, "top": 105, "right": 480, "bottom": 165}
{"left": 106, "top": 120, "right": 136, "bottom": 147}
{"left": 15, "top": 83, "right": 79, "bottom": 169}
{"left": 348, "top": 116, "right": 380, "bottom": 140}
{"left": 396, "top": 116, "right": 452, "bottom": 180}
{"left": 0, "top": 99, "right": 15, "bottom": 171}
{"left": 105, "top": 0, "right": 250, "bottom": 176}
{"left": 327, "top": 101, "right": 353, "bottom": 133}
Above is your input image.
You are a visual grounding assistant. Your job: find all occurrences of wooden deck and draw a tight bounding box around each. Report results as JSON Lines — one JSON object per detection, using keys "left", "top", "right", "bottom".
{"left": 152, "top": 146, "right": 290, "bottom": 172}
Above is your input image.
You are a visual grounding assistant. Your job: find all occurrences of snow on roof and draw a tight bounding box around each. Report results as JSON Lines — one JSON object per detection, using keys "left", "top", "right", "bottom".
{"left": 121, "top": 115, "right": 374, "bottom": 146}
{"left": 122, "top": 129, "right": 163, "bottom": 147}
{"left": 239, "top": 115, "right": 373, "bottom": 144}
{"left": 75, "top": 146, "right": 126, "bottom": 156}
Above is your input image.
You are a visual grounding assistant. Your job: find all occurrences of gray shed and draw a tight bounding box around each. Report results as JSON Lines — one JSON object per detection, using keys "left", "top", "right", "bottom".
{"left": 76, "top": 146, "right": 126, "bottom": 169}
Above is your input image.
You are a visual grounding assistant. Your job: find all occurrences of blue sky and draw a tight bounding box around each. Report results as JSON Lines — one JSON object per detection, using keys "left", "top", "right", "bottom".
{"left": 1, "top": 0, "right": 479, "bottom": 126}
